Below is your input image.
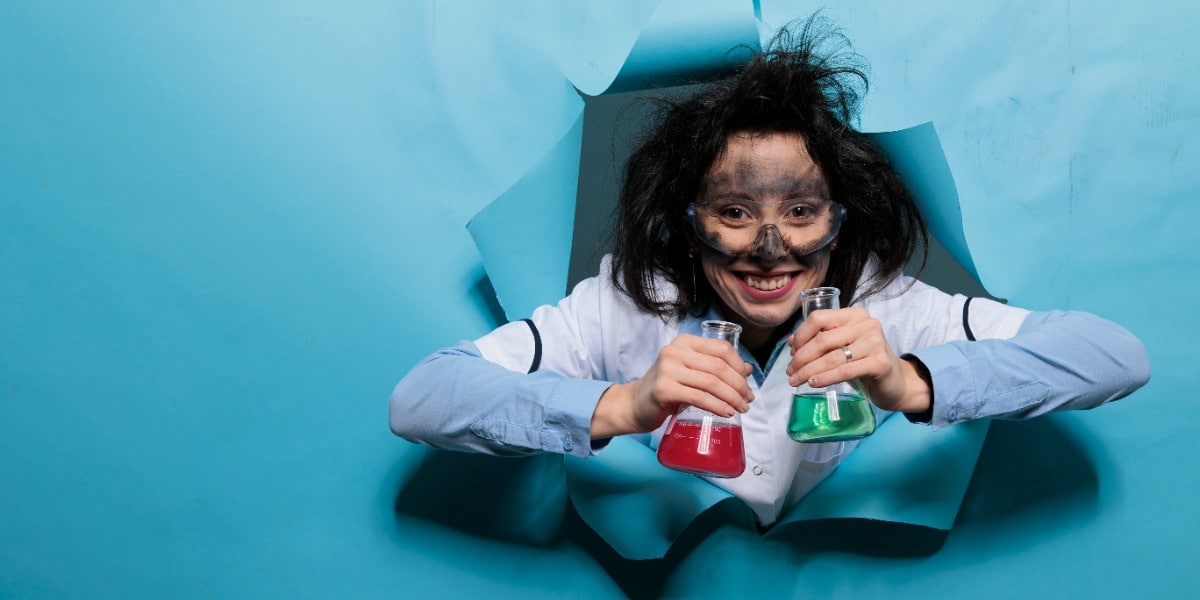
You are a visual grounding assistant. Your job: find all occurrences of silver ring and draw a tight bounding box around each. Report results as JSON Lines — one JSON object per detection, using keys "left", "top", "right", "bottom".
{"left": 842, "top": 346, "right": 853, "bottom": 361}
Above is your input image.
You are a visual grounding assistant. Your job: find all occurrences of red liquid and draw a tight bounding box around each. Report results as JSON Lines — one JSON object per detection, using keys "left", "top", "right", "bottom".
{"left": 656, "top": 420, "right": 746, "bottom": 478}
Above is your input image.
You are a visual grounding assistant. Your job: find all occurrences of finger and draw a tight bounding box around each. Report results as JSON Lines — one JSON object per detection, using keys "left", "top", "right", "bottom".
{"left": 788, "top": 306, "right": 864, "bottom": 350}
{"left": 673, "top": 362, "right": 753, "bottom": 412}
{"left": 653, "top": 375, "right": 743, "bottom": 417}
{"left": 797, "top": 318, "right": 876, "bottom": 363}
{"left": 795, "top": 336, "right": 894, "bottom": 388}
{"left": 683, "top": 388, "right": 745, "bottom": 417}
{"left": 801, "top": 352, "right": 888, "bottom": 390}
{"left": 662, "top": 350, "right": 753, "bottom": 412}
{"left": 688, "top": 336, "right": 751, "bottom": 366}
{"left": 789, "top": 323, "right": 887, "bottom": 386}
{"left": 796, "top": 309, "right": 877, "bottom": 354}
{"left": 786, "top": 320, "right": 868, "bottom": 381}
{"left": 699, "top": 351, "right": 755, "bottom": 398}
{"left": 677, "top": 337, "right": 755, "bottom": 399}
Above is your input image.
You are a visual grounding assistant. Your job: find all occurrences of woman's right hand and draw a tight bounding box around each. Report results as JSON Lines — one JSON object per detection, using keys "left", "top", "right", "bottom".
{"left": 590, "top": 334, "right": 754, "bottom": 439}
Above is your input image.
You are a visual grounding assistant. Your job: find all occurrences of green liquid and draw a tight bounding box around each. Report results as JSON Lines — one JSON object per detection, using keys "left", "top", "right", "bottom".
{"left": 787, "top": 392, "right": 877, "bottom": 442}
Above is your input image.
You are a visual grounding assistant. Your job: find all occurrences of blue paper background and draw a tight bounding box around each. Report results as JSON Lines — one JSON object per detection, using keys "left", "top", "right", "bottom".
{"left": 2, "top": 1, "right": 1195, "bottom": 597}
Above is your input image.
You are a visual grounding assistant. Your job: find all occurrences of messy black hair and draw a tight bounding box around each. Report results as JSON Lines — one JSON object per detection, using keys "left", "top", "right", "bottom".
{"left": 610, "top": 15, "right": 927, "bottom": 318}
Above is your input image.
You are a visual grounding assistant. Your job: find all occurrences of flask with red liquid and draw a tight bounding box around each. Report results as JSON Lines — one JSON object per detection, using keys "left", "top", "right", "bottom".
{"left": 786, "top": 287, "right": 877, "bottom": 443}
{"left": 656, "top": 320, "right": 747, "bottom": 478}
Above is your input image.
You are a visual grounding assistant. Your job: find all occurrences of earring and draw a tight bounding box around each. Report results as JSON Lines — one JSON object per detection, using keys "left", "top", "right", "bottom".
{"left": 830, "top": 239, "right": 838, "bottom": 251}
{"left": 687, "top": 248, "right": 698, "bottom": 304}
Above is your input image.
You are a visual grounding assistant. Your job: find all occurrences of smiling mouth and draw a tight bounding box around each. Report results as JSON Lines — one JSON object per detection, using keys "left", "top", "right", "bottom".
{"left": 743, "top": 273, "right": 794, "bottom": 291}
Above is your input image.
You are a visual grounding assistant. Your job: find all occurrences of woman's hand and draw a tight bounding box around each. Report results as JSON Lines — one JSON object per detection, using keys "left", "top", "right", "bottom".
{"left": 591, "top": 334, "right": 754, "bottom": 439}
{"left": 786, "top": 307, "right": 931, "bottom": 413}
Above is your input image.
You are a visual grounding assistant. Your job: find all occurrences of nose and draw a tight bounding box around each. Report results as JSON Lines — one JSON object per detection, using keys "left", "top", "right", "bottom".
{"left": 749, "top": 224, "right": 788, "bottom": 263}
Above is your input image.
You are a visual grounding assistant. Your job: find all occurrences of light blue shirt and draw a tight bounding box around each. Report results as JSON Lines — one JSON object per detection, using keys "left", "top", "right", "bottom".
{"left": 389, "top": 263, "right": 1149, "bottom": 523}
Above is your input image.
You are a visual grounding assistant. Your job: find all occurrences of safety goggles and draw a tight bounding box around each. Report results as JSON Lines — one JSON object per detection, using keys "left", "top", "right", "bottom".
{"left": 686, "top": 197, "right": 845, "bottom": 258}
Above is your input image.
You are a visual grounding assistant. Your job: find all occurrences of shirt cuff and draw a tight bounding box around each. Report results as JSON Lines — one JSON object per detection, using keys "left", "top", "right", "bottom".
{"left": 546, "top": 377, "right": 614, "bottom": 458}
{"left": 467, "top": 375, "right": 612, "bottom": 458}
{"left": 900, "top": 354, "right": 934, "bottom": 424}
{"left": 906, "top": 343, "right": 979, "bottom": 428}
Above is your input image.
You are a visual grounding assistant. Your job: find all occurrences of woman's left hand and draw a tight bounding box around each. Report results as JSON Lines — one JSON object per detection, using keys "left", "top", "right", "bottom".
{"left": 786, "top": 306, "right": 931, "bottom": 413}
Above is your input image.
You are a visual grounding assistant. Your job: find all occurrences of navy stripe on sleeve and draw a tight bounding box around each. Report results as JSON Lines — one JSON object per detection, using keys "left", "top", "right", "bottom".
{"left": 962, "top": 297, "right": 977, "bottom": 341}
{"left": 521, "top": 318, "right": 542, "bottom": 373}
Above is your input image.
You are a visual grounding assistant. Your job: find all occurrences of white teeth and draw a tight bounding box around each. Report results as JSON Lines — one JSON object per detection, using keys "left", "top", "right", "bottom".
{"left": 745, "top": 274, "right": 791, "bottom": 291}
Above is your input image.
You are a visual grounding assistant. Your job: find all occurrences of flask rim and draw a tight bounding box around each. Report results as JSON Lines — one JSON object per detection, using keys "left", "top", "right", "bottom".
{"left": 700, "top": 319, "right": 743, "bottom": 335}
{"left": 799, "top": 286, "right": 840, "bottom": 300}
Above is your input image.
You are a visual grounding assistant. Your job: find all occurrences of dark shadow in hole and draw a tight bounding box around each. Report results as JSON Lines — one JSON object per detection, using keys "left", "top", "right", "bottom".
{"left": 905, "top": 234, "right": 1004, "bottom": 302}
{"left": 563, "top": 496, "right": 943, "bottom": 599}
{"left": 569, "top": 85, "right": 1006, "bottom": 306}
{"left": 563, "top": 495, "right": 755, "bottom": 600}
{"left": 560, "top": 416, "right": 1101, "bottom": 598}
{"left": 389, "top": 417, "right": 1102, "bottom": 594}
{"left": 393, "top": 450, "right": 568, "bottom": 547}
{"left": 569, "top": 85, "right": 703, "bottom": 291}
{"left": 765, "top": 417, "right": 1102, "bottom": 558}
{"left": 954, "top": 416, "right": 1102, "bottom": 528}
{"left": 469, "top": 273, "right": 509, "bottom": 329}
{"left": 766, "top": 518, "right": 948, "bottom": 557}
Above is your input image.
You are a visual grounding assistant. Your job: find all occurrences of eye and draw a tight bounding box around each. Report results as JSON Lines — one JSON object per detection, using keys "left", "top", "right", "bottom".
{"left": 787, "top": 204, "right": 816, "bottom": 220}
{"left": 711, "top": 204, "right": 758, "bottom": 227}
{"left": 720, "top": 206, "right": 750, "bottom": 221}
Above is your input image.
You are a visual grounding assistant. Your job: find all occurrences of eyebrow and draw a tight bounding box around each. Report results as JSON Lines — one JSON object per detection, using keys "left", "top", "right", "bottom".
{"left": 700, "top": 173, "right": 830, "bottom": 201}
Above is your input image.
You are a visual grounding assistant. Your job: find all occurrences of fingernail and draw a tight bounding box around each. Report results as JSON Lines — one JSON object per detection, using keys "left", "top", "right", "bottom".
{"left": 808, "top": 377, "right": 817, "bottom": 386}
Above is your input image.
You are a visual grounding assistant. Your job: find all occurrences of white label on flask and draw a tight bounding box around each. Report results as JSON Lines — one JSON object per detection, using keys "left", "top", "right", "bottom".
{"left": 826, "top": 390, "right": 841, "bottom": 421}
{"left": 698, "top": 415, "right": 713, "bottom": 455}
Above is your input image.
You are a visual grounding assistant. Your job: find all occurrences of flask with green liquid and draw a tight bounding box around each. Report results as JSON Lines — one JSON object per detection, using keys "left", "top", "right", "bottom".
{"left": 786, "top": 287, "right": 877, "bottom": 443}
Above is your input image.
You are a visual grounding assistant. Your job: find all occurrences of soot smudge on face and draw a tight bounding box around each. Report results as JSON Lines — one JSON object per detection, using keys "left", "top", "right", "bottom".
{"left": 696, "top": 229, "right": 829, "bottom": 267}
{"left": 693, "top": 135, "right": 836, "bottom": 263}
{"left": 749, "top": 224, "right": 787, "bottom": 261}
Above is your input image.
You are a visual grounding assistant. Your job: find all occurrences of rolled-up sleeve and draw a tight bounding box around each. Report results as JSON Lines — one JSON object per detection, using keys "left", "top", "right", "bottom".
{"left": 389, "top": 342, "right": 612, "bottom": 457}
{"left": 910, "top": 310, "right": 1151, "bottom": 428}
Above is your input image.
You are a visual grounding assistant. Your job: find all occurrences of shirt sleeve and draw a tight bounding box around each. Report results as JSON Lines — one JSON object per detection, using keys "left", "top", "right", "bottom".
{"left": 390, "top": 258, "right": 653, "bottom": 458}
{"left": 388, "top": 341, "right": 612, "bottom": 458}
{"left": 908, "top": 309, "right": 1151, "bottom": 428}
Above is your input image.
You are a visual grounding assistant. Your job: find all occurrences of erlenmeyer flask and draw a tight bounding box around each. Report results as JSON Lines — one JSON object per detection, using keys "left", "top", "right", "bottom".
{"left": 786, "top": 287, "right": 877, "bottom": 443}
{"left": 656, "top": 320, "right": 747, "bottom": 478}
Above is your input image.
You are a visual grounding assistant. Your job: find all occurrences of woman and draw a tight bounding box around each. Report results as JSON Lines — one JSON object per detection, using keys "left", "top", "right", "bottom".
{"left": 389, "top": 20, "right": 1150, "bottom": 527}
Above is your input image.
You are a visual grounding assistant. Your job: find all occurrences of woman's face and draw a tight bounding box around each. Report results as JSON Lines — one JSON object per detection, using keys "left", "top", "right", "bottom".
{"left": 696, "top": 131, "right": 834, "bottom": 349}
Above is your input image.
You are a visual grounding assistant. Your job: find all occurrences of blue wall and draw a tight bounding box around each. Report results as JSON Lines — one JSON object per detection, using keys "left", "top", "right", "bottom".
{"left": 2, "top": 1, "right": 1195, "bottom": 597}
